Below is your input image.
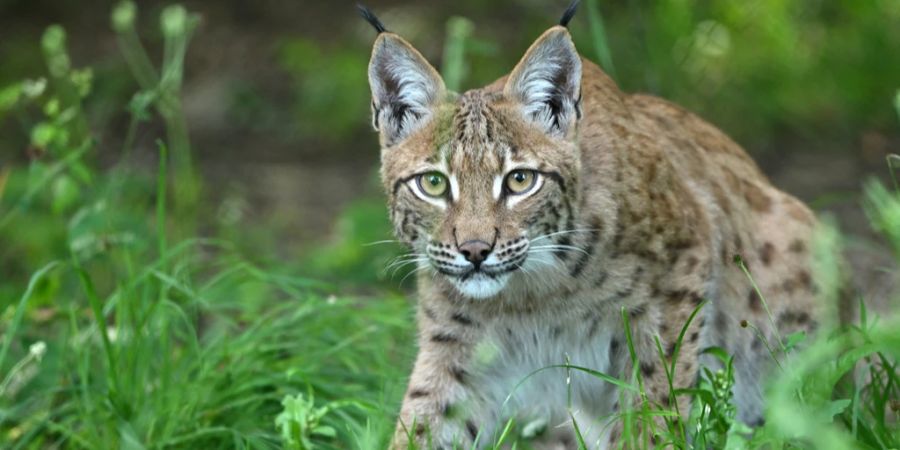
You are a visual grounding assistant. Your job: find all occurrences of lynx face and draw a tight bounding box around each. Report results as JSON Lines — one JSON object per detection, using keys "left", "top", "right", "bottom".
{"left": 370, "top": 28, "right": 583, "bottom": 299}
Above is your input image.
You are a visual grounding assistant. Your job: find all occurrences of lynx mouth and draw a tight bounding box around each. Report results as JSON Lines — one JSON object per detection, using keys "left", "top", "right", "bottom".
{"left": 432, "top": 261, "right": 521, "bottom": 279}
{"left": 449, "top": 271, "right": 511, "bottom": 299}
{"left": 427, "top": 251, "right": 525, "bottom": 299}
{"left": 459, "top": 265, "right": 515, "bottom": 280}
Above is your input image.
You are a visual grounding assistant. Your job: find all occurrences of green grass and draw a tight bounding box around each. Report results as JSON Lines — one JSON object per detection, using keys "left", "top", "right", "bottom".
{"left": 1, "top": 2, "right": 899, "bottom": 449}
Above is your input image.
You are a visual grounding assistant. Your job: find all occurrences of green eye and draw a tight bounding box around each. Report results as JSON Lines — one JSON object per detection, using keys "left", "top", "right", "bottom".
{"left": 417, "top": 172, "right": 448, "bottom": 198}
{"left": 505, "top": 170, "right": 536, "bottom": 194}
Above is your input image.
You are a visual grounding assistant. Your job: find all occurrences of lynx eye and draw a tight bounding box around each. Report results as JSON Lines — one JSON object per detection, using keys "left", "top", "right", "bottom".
{"left": 505, "top": 170, "right": 537, "bottom": 194}
{"left": 416, "top": 172, "right": 449, "bottom": 198}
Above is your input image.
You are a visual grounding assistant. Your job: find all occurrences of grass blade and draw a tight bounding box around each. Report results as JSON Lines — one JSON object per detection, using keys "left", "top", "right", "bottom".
{"left": 0, "top": 261, "right": 62, "bottom": 372}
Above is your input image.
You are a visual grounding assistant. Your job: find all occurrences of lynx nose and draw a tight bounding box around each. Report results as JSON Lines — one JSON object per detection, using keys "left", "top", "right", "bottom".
{"left": 458, "top": 240, "right": 492, "bottom": 269}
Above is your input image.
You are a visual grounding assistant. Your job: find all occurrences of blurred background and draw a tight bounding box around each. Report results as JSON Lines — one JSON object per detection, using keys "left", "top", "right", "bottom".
{"left": 1, "top": 0, "right": 899, "bottom": 448}
{"left": 2, "top": 0, "right": 899, "bottom": 262}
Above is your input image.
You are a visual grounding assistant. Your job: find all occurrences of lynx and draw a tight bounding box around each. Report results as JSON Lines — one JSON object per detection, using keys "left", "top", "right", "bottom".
{"left": 361, "top": 3, "right": 821, "bottom": 448}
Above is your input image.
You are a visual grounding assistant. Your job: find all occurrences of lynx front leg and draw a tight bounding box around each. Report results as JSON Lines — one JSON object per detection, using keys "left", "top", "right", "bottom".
{"left": 605, "top": 290, "right": 705, "bottom": 448}
{"left": 392, "top": 303, "right": 485, "bottom": 449}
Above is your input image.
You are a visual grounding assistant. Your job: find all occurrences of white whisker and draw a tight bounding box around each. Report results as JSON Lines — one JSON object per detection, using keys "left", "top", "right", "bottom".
{"left": 362, "top": 239, "right": 402, "bottom": 247}
{"left": 528, "top": 245, "right": 589, "bottom": 256}
{"left": 529, "top": 228, "right": 599, "bottom": 244}
{"left": 399, "top": 264, "right": 431, "bottom": 287}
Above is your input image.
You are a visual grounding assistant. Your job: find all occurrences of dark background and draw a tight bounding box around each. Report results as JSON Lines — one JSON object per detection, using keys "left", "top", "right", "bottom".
{"left": 2, "top": 0, "right": 898, "bottom": 245}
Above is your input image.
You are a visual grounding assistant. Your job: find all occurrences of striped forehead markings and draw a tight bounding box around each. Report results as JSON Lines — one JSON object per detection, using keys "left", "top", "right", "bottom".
{"left": 452, "top": 92, "right": 501, "bottom": 146}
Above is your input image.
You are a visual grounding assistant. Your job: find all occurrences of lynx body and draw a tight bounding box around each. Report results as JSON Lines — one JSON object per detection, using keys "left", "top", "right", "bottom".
{"left": 363, "top": 6, "right": 821, "bottom": 448}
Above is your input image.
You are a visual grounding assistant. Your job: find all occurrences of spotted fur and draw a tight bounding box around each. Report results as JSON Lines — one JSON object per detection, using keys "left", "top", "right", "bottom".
{"left": 365, "top": 17, "right": 822, "bottom": 450}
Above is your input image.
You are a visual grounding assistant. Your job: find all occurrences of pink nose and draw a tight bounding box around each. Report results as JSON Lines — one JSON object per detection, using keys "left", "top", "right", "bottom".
{"left": 458, "top": 240, "right": 492, "bottom": 268}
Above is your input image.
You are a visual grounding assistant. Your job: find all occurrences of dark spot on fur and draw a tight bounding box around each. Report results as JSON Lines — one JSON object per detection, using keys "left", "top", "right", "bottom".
{"left": 759, "top": 242, "right": 775, "bottom": 266}
{"left": 782, "top": 278, "right": 797, "bottom": 294}
{"left": 408, "top": 389, "right": 429, "bottom": 399}
{"left": 466, "top": 420, "right": 478, "bottom": 440}
{"left": 609, "top": 428, "right": 620, "bottom": 442}
{"left": 640, "top": 362, "right": 656, "bottom": 378}
{"left": 666, "top": 289, "right": 687, "bottom": 304}
{"left": 788, "top": 239, "right": 806, "bottom": 253}
{"left": 556, "top": 235, "right": 572, "bottom": 261}
{"left": 666, "top": 341, "right": 677, "bottom": 358}
{"left": 423, "top": 307, "right": 437, "bottom": 321}
{"left": 748, "top": 290, "right": 762, "bottom": 312}
{"left": 570, "top": 219, "right": 602, "bottom": 277}
{"left": 797, "top": 270, "right": 812, "bottom": 290}
{"left": 779, "top": 310, "right": 812, "bottom": 326}
{"left": 431, "top": 333, "right": 459, "bottom": 344}
{"left": 415, "top": 423, "right": 426, "bottom": 436}
{"left": 451, "top": 312, "right": 476, "bottom": 326}
{"left": 719, "top": 246, "right": 729, "bottom": 264}
{"left": 594, "top": 270, "right": 610, "bottom": 288}
{"left": 450, "top": 366, "right": 467, "bottom": 384}
{"left": 690, "top": 292, "right": 704, "bottom": 306}
{"left": 587, "top": 316, "right": 601, "bottom": 339}
{"left": 689, "top": 331, "right": 699, "bottom": 343}
{"left": 629, "top": 304, "right": 648, "bottom": 319}
{"left": 715, "top": 309, "right": 728, "bottom": 333}
{"left": 739, "top": 177, "right": 772, "bottom": 212}
{"left": 685, "top": 255, "right": 700, "bottom": 272}
{"left": 610, "top": 338, "right": 620, "bottom": 355}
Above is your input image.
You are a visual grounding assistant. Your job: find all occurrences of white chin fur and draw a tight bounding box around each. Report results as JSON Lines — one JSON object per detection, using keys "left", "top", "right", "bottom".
{"left": 451, "top": 273, "right": 509, "bottom": 299}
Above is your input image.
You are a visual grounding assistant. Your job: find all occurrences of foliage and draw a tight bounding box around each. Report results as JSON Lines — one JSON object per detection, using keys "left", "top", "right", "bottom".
{"left": 584, "top": 0, "right": 900, "bottom": 148}
{"left": 302, "top": 196, "right": 406, "bottom": 288}
{"left": 275, "top": 391, "right": 363, "bottom": 450}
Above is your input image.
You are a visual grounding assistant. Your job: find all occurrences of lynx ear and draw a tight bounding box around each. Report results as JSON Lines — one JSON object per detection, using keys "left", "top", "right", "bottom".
{"left": 368, "top": 34, "right": 446, "bottom": 146}
{"left": 504, "top": 27, "right": 582, "bottom": 137}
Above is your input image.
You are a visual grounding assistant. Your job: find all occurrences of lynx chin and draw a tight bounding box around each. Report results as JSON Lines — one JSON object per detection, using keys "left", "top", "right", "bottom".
{"left": 360, "top": 2, "right": 823, "bottom": 448}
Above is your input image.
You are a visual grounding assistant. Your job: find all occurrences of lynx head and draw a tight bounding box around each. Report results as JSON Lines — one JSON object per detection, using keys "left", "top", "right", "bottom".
{"left": 363, "top": 5, "right": 584, "bottom": 299}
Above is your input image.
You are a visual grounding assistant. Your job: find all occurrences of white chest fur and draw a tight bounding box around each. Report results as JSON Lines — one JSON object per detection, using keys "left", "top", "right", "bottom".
{"left": 464, "top": 315, "right": 620, "bottom": 447}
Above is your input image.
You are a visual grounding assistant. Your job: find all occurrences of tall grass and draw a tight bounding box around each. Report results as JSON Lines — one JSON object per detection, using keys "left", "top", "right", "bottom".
{"left": 1, "top": 4, "right": 414, "bottom": 448}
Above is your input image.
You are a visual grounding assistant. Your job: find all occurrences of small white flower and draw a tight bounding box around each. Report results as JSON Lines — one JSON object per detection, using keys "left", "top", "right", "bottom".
{"left": 29, "top": 341, "right": 47, "bottom": 361}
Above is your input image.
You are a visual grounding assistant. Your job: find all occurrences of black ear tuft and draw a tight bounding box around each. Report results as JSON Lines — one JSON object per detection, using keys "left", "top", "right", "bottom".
{"left": 357, "top": 3, "right": 388, "bottom": 34}
{"left": 559, "top": 0, "right": 579, "bottom": 27}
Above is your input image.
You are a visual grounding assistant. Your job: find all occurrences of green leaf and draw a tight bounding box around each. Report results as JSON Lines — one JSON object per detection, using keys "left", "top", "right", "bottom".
{"left": 701, "top": 346, "right": 732, "bottom": 364}
{"left": 0, "top": 82, "right": 22, "bottom": 114}
{"left": 313, "top": 425, "right": 336, "bottom": 438}
{"left": 30, "top": 122, "right": 56, "bottom": 148}
{"left": 160, "top": 5, "right": 188, "bottom": 38}
{"left": 783, "top": 331, "right": 807, "bottom": 351}
{"left": 821, "top": 399, "right": 852, "bottom": 422}
{"left": 111, "top": 1, "right": 137, "bottom": 32}
{"left": 51, "top": 174, "right": 79, "bottom": 214}
{"left": 128, "top": 90, "right": 157, "bottom": 120}
{"left": 723, "top": 420, "right": 752, "bottom": 450}
{"left": 894, "top": 89, "right": 900, "bottom": 122}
